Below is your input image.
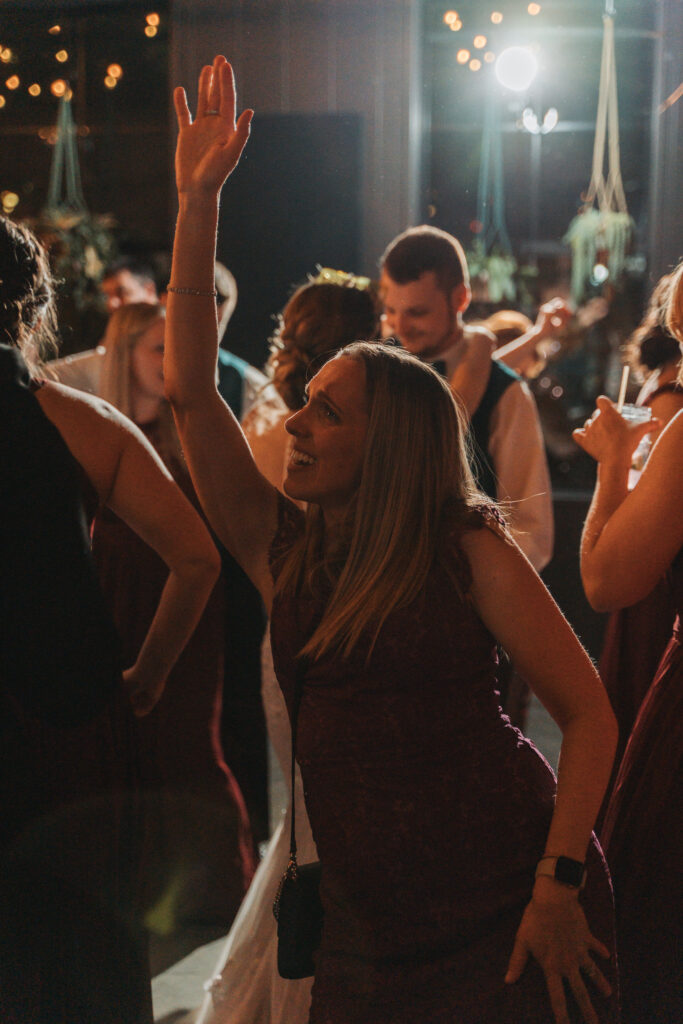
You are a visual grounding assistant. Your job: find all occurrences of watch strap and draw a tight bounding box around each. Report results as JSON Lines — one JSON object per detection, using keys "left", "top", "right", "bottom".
{"left": 535, "top": 855, "right": 586, "bottom": 890}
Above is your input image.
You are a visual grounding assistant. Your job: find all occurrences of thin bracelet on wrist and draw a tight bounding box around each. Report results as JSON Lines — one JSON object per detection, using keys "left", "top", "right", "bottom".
{"left": 167, "top": 285, "right": 217, "bottom": 297}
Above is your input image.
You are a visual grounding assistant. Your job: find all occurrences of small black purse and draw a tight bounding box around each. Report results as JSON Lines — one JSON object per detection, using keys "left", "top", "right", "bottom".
{"left": 273, "top": 657, "right": 323, "bottom": 979}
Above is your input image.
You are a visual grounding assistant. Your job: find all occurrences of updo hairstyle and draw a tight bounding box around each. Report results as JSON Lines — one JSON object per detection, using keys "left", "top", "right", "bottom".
{"left": 0, "top": 216, "right": 57, "bottom": 374}
{"left": 625, "top": 274, "right": 681, "bottom": 376}
{"left": 267, "top": 278, "right": 379, "bottom": 411}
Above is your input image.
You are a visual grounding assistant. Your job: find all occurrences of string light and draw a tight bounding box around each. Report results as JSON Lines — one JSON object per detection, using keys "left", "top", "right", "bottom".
{"left": 484, "top": 51, "right": 496, "bottom": 63}
{"left": 50, "top": 79, "right": 67, "bottom": 97}
{"left": 28, "top": 83, "right": 41, "bottom": 96}
{"left": 146, "top": 13, "right": 160, "bottom": 26}
{"left": 1, "top": 48, "right": 12, "bottom": 63}
{"left": 144, "top": 25, "right": 158, "bottom": 37}
{"left": 1, "top": 191, "right": 19, "bottom": 213}
{"left": 443, "top": 11, "right": 459, "bottom": 26}
{"left": 107, "top": 63, "right": 123, "bottom": 79}
{"left": 0, "top": 96, "right": 5, "bottom": 109}
{"left": 49, "top": 25, "right": 61, "bottom": 35}
{"left": 473, "top": 35, "right": 487, "bottom": 49}
{"left": 456, "top": 49, "right": 470, "bottom": 64}
{"left": 528, "top": 3, "right": 541, "bottom": 14}
{"left": 6, "top": 75, "right": 19, "bottom": 90}
{"left": 104, "top": 75, "right": 118, "bottom": 89}
{"left": 491, "top": 12, "right": 503, "bottom": 24}
{"left": 449, "top": 19, "right": 463, "bottom": 31}
{"left": 469, "top": 59, "right": 482, "bottom": 71}
{"left": 55, "top": 50, "right": 69, "bottom": 63}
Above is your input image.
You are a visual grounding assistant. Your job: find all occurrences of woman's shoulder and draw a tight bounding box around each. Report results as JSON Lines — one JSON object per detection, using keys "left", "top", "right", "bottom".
{"left": 440, "top": 499, "right": 510, "bottom": 594}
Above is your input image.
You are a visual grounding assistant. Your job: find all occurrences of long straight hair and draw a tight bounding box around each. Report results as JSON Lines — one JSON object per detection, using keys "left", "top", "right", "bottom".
{"left": 276, "top": 342, "right": 493, "bottom": 659}
{"left": 99, "top": 302, "right": 181, "bottom": 465}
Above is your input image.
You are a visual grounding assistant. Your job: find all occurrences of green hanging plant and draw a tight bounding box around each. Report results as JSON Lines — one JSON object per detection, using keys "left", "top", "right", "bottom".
{"left": 30, "top": 208, "right": 118, "bottom": 310}
{"left": 466, "top": 239, "right": 519, "bottom": 304}
{"left": 564, "top": 208, "right": 634, "bottom": 303}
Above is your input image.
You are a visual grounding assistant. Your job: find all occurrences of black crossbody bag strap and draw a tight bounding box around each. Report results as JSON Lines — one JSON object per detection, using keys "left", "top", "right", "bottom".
{"left": 287, "top": 655, "right": 310, "bottom": 871}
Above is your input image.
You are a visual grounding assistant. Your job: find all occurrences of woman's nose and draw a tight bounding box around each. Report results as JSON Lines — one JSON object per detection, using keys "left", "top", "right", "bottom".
{"left": 285, "top": 406, "right": 307, "bottom": 436}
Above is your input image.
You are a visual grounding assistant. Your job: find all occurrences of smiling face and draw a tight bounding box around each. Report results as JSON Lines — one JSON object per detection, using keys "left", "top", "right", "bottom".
{"left": 380, "top": 270, "right": 469, "bottom": 361}
{"left": 101, "top": 268, "right": 157, "bottom": 314}
{"left": 130, "top": 318, "right": 166, "bottom": 401}
{"left": 284, "top": 356, "right": 369, "bottom": 523}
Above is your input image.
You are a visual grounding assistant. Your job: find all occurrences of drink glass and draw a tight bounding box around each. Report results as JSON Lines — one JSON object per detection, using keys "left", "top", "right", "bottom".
{"left": 619, "top": 403, "right": 653, "bottom": 471}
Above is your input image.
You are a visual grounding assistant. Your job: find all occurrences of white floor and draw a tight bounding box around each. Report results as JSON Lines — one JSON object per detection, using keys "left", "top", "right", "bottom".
{"left": 151, "top": 696, "right": 562, "bottom": 1022}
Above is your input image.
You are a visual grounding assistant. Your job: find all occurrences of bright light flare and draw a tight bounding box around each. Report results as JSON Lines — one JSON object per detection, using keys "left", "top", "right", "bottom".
{"left": 5, "top": 75, "right": 19, "bottom": 90}
{"left": 28, "top": 83, "right": 41, "bottom": 96}
{"left": 456, "top": 49, "right": 470, "bottom": 64}
{"left": 145, "top": 25, "right": 158, "bottom": 37}
{"left": 528, "top": 3, "right": 542, "bottom": 14}
{"left": 49, "top": 25, "right": 62, "bottom": 35}
{"left": 469, "top": 59, "right": 482, "bottom": 71}
{"left": 104, "top": 75, "right": 117, "bottom": 89}
{"left": 473, "top": 35, "right": 487, "bottom": 49}
{"left": 107, "top": 63, "right": 123, "bottom": 79}
{"left": 443, "top": 10, "right": 459, "bottom": 25}
{"left": 146, "top": 12, "right": 160, "bottom": 26}
{"left": 1, "top": 190, "right": 19, "bottom": 213}
{"left": 495, "top": 47, "right": 538, "bottom": 92}
{"left": 491, "top": 12, "right": 503, "bottom": 24}
{"left": 51, "top": 79, "right": 67, "bottom": 97}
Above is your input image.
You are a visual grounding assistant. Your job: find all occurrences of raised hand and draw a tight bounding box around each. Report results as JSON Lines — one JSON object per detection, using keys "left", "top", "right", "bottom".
{"left": 173, "top": 55, "right": 253, "bottom": 196}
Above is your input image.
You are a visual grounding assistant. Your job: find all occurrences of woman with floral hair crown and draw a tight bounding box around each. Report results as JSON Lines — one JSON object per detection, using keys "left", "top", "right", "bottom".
{"left": 166, "top": 57, "right": 620, "bottom": 1024}
{"left": 0, "top": 215, "right": 221, "bottom": 1022}
{"left": 199, "top": 269, "right": 379, "bottom": 1023}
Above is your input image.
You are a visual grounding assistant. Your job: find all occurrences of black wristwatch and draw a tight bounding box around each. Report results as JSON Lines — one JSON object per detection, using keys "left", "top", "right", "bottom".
{"left": 535, "top": 855, "right": 586, "bottom": 890}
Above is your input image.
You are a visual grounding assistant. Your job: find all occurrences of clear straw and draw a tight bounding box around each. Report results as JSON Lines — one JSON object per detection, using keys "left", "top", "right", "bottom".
{"left": 616, "top": 365, "right": 629, "bottom": 412}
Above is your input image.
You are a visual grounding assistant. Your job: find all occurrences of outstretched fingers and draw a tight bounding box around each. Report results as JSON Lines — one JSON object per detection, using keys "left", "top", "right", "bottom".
{"left": 174, "top": 86, "right": 192, "bottom": 128}
{"left": 218, "top": 58, "right": 237, "bottom": 122}
{"left": 196, "top": 63, "right": 213, "bottom": 118}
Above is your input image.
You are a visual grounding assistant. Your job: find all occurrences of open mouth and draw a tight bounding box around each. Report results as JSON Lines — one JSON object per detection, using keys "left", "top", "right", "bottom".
{"left": 290, "top": 449, "right": 316, "bottom": 467}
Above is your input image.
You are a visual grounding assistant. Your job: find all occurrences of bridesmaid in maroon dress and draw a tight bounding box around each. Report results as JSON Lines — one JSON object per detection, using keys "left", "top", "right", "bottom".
{"left": 574, "top": 262, "right": 683, "bottom": 1024}
{"left": 93, "top": 303, "right": 255, "bottom": 931}
{"left": 0, "top": 217, "right": 221, "bottom": 1023}
{"left": 163, "top": 58, "right": 620, "bottom": 1024}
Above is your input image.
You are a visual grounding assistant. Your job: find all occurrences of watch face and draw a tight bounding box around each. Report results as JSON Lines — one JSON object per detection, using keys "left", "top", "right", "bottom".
{"left": 555, "top": 856, "right": 585, "bottom": 888}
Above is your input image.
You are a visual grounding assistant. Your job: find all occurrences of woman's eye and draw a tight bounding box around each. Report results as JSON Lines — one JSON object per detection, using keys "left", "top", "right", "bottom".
{"left": 322, "top": 404, "right": 339, "bottom": 421}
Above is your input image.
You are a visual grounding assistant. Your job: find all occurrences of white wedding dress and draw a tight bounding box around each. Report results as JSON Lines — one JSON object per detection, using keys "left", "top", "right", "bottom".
{"left": 194, "top": 628, "right": 317, "bottom": 1024}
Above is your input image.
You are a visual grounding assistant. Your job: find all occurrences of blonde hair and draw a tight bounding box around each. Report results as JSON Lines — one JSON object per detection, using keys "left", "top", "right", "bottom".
{"left": 665, "top": 262, "right": 683, "bottom": 383}
{"left": 276, "top": 342, "right": 493, "bottom": 660}
{"left": 99, "top": 302, "right": 181, "bottom": 465}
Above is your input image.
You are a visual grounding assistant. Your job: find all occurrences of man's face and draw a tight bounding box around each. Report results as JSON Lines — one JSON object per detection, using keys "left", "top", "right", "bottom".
{"left": 379, "top": 270, "right": 464, "bottom": 361}
{"left": 101, "top": 269, "right": 157, "bottom": 314}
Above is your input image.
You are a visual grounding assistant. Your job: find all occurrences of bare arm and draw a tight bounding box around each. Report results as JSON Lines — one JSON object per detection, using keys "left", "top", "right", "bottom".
{"left": 462, "top": 523, "right": 616, "bottom": 1023}
{"left": 37, "top": 382, "right": 220, "bottom": 715}
{"left": 573, "top": 398, "right": 682, "bottom": 611}
{"left": 164, "top": 56, "right": 278, "bottom": 609}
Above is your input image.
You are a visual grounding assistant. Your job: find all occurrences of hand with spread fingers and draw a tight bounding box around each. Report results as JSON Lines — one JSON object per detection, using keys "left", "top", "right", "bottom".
{"left": 173, "top": 54, "right": 253, "bottom": 196}
{"left": 573, "top": 395, "right": 661, "bottom": 465}
{"left": 506, "top": 884, "right": 612, "bottom": 1024}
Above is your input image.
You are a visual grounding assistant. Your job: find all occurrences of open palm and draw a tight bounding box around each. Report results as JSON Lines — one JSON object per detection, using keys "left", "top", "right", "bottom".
{"left": 173, "top": 55, "right": 252, "bottom": 195}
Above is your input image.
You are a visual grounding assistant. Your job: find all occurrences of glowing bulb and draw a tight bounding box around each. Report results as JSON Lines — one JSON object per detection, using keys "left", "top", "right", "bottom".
{"left": 456, "top": 49, "right": 470, "bottom": 64}
{"left": 104, "top": 75, "right": 117, "bottom": 89}
{"left": 1, "top": 48, "right": 13, "bottom": 63}
{"left": 484, "top": 51, "right": 496, "bottom": 63}
{"left": 443, "top": 10, "right": 459, "bottom": 25}
{"left": 0, "top": 96, "right": 5, "bottom": 109}
{"left": 592, "top": 263, "right": 609, "bottom": 284}
{"left": 469, "top": 59, "right": 482, "bottom": 71}
{"left": 144, "top": 25, "right": 158, "bottom": 37}
{"left": 1, "top": 190, "right": 19, "bottom": 213}
{"left": 6, "top": 75, "right": 19, "bottom": 90}
{"left": 491, "top": 12, "right": 503, "bottom": 24}
{"left": 528, "top": 3, "right": 541, "bottom": 14}
{"left": 473, "top": 35, "right": 487, "bottom": 49}
{"left": 49, "top": 25, "right": 61, "bottom": 35}
{"left": 107, "top": 63, "right": 123, "bottom": 79}
{"left": 146, "top": 12, "right": 160, "bottom": 26}
{"left": 495, "top": 47, "right": 538, "bottom": 92}
{"left": 51, "top": 79, "right": 67, "bottom": 97}
{"left": 28, "top": 83, "right": 41, "bottom": 96}
{"left": 55, "top": 49, "right": 68, "bottom": 63}
{"left": 449, "top": 19, "right": 462, "bottom": 31}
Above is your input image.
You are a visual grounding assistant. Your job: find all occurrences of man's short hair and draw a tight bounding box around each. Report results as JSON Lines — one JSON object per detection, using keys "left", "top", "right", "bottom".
{"left": 102, "top": 255, "right": 157, "bottom": 288}
{"left": 380, "top": 225, "right": 469, "bottom": 296}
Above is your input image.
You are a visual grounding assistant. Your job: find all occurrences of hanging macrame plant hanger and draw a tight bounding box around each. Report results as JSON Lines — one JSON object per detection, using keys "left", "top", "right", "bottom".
{"left": 45, "top": 94, "right": 87, "bottom": 216}
{"left": 468, "top": 91, "right": 518, "bottom": 304}
{"left": 564, "top": 0, "right": 634, "bottom": 302}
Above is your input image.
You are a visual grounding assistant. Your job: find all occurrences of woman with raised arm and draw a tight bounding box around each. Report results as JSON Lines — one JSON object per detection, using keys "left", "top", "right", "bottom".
{"left": 166, "top": 57, "right": 619, "bottom": 1024}
{"left": 574, "top": 262, "right": 683, "bottom": 1024}
{"left": 0, "top": 217, "right": 220, "bottom": 1023}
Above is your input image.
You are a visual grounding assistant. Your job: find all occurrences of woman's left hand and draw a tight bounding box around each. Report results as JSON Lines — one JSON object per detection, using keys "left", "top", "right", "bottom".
{"left": 572, "top": 395, "right": 660, "bottom": 465}
{"left": 122, "top": 664, "right": 166, "bottom": 717}
{"left": 173, "top": 55, "right": 252, "bottom": 196}
{"left": 505, "top": 885, "right": 612, "bottom": 1024}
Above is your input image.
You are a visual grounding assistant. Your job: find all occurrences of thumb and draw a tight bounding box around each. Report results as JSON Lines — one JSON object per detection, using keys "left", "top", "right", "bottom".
{"left": 505, "top": 934, "right": 529, "bottom": 984}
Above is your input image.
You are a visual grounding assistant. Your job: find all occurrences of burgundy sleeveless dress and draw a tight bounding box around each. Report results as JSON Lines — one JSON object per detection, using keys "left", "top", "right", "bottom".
{"left": 601, "top": 547, "right": 683, "bottom": 1024}
{"left": 269, "top": 495, "right": 619, "bottom": 1024}
{"left": 92, "top": 423, "right": 255, "bottom": 929}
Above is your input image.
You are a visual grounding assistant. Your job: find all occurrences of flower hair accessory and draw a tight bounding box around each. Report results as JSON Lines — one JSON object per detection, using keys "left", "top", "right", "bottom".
{"left": 311, "top": 266, "right": 373, "bottom": 292}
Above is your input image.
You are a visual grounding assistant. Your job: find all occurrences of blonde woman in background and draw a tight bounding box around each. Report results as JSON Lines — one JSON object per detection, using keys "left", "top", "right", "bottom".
{"left": 94, "top": 302, "right": 255, "bottom": 944}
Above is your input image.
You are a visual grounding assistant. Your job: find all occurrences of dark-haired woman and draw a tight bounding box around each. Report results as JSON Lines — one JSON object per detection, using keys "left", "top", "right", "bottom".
{"left": 199, "top": 273, "right": 379, "bottom": 1023}
{"left": 163, "top": 58, "right": 619, "bottom": 1024}
{"left": 0, "top": 216, "right": 220, "bottom": 1024}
